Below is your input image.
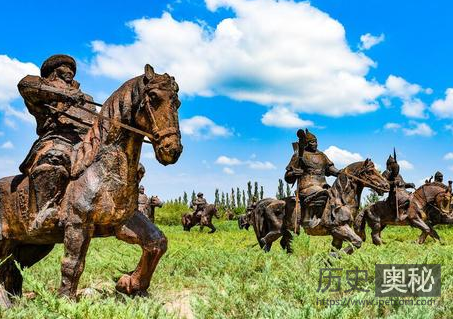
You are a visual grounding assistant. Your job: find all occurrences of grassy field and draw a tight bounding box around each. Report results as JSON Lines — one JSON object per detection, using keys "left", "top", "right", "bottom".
{"left": 1, "top": 217, "right": 453, "bottom": 319}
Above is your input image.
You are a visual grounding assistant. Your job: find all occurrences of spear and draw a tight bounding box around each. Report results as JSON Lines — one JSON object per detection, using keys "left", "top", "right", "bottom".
{"left": 293, "top": 129, "right": 306, "bottom": 234}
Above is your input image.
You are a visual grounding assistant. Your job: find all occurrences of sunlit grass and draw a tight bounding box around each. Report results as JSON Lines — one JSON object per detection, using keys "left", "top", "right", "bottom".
{"left": 1, "top": 221, "right": 452, "bottom": 318}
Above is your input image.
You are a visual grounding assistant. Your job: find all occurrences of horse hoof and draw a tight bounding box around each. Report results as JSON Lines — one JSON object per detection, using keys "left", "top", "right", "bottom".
{"left": 329, "top": 252, "right": 341, "bottom": 259}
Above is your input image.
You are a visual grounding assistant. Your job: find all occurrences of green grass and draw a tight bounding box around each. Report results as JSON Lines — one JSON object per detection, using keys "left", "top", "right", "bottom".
{"left": 2, "top": 222, "right": 453, "bottom": 318}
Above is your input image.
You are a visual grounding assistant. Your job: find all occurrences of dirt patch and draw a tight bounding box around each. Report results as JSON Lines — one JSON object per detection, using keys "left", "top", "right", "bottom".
{"left": 164, "top": 289, "right": 194, "bottom": 319}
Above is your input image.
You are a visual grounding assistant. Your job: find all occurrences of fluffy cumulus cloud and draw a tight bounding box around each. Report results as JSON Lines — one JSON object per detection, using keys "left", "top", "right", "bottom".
{"left": 384, "top": 75, "right": 429, "bottom": 118}
{"left": 89, "top": 0, "right": 384, "bottom": 117}
{"left": 431, "top": 88, "right": 453, "bottom": 118}
{"left": 324, "top": 146, "right": 363, "bottom": 166}
{"left": 402, "top": 122, "right": 435, "bottom": 137}
{"left": 398, "top": 159, "right": 414, "bottom": 170}
{"left": 359, "top": 33, "right": 385, "bottom": 50}
{"left": 180, "top": 115, "right": 232, "bottom": 139}
{"left": 0, "top": 55, "right": 39, "bottom": 123}
{"left": 215, "top": 155, "right": 276, "bottom": 170}
{"left": 261, "top": 106, "right": 314, "bottom": 128}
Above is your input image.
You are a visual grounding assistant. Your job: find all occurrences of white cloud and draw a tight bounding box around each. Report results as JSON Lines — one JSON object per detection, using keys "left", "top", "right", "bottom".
{"left": 359, "top": 33, "right": 385, "bottom": 50}
{"left": 384, "top": 75, "right": 428, "bottom": 118}
{"left": 401, "top": 98, "right": 427, "bottom": 119}
{"left": 0, "top": 131, "right": 4, "bottom": 137}
{"left": 398, "top": 159, "right": 414, "bottom": 170}
{"left": 180, "top": 116, "right": 232, "bottom": 139}
{"left": 385, "top": 75, "right": 422, "bottom": 100}
{"left": 0, "top": 141, "right": 14, "bottom": 149}
{"left": 384, "top": 122, "right": 401, "bottom": 131}
{"left": 247, "top": 161, "right": 276, "bottom": 170}
{"left": 215, "top": 155, "right": 242, "bottom": 166}
{"left": 444, "top": 152, "right": 453, "bottom": 160}
{"left": 0, "top": 55, "right": 39, "bottom": 124}
{"left": 446, "top": 124, "right": 453, "bottom": 133}
{"left": 215, "top": 155, "right": 276, "bottom": 170}
{"left": 324, "top": 145, "right": 363, "bottom": 166}
{"left": 431, "top": 88, "right": 453, "bottom": 118}
{"left": 402, "top": 122, "right": 435, "bottom": 137}
{"left": 89, "top": 0, "right": 385, "bottom": 117}
{"left": 261, "top": 106, "right": 314, "bottom": 128}
{"left": 223, "top": 167, "right": 235, "bottom": 175}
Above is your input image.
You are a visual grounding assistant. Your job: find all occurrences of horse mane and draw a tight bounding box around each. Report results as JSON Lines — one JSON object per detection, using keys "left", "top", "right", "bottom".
{"left": 71, "top": 76, "right": 143, "bottom": 177}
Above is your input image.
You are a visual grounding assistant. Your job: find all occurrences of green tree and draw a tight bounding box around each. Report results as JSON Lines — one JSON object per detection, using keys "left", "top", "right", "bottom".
{"left": 215, "top": 189, "right": 220, "bottom": 206}
{"left": 260, "top": 186, "right": 264, "bottom": 200}
{"left": 231, "top": 188, "right": 236, "bottom": 208}
{"left": 247, "top": 181, "right": 253, "bottom": 204}
{"left": 183, "top": 192, "right": 188, "bottom": 205}
{"left": 242, "top": 190, "right": 246, "bottom": 207}
{"left": 226, "top": 193, "right": 230, "bottom": 209}
{"left": 286, "top": 183, "right": 292, "bottom": 197}
{"left": 237, "top": 187, "right": 241, "bottom": 207}
{"left": 221, "top": 192, "right": 226, "bottom": 207}
{"left": 277, "top": 179, "right": 285, "bottom": 199}
{"left": 191, "top": 190, "right": 196, "bottom": 203}
{"left": 254, "top": 182, "right": 259, "bottom": 200}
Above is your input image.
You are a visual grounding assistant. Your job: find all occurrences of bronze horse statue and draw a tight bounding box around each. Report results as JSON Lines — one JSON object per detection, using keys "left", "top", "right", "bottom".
{"left": 0, "top": 65, "right": 182, "bottom": 301}
{"left": 182, "top": 204, "right": 219, "bottom": 233}
{"left": 147, "top": 195, "right": 164, "bottom": 223}
{"left": 250, "top": 160, "right": 388, "bottom": 255}
{"left": 356, "top": 181, "right": 453, "bottom": 245}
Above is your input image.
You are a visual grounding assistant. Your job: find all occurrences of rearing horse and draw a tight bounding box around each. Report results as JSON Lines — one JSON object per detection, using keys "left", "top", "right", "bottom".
{"left": 0, "top": 65, "right": 182, "bottom": 300}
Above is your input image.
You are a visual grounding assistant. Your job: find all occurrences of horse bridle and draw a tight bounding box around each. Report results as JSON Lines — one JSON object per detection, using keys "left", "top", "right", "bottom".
{"left": 341, "top": 168, "right": 388, "bottom": 193}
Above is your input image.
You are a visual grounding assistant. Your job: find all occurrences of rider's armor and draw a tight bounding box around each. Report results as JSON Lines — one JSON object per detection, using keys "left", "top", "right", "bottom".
{"left": 285, "top": 130, "right": 339, "bottom": 228}
{"left": 18, "top": 55, "right": 96, "bottom": 231}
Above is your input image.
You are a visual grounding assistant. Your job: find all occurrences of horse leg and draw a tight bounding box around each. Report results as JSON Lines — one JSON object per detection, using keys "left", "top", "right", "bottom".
{"left": 379, "top": 225, "right": 387, "bottom": 244}
{"left": 0, "top": 240, "right": 22, "bottom": 303}
{"left": 115, "top": 212, "right": 167, "bottom": 296}
{"left": 370, "top": 221, "right": 383, "bottom": 245}
{"left": 261, "top": 230, "right": 282, "bottom": 252}
{"left": 207, "top": 222, "right": 216, "bottom": 233}
{"left": 410, "top": 218, "right": 439, "bottom": 243}
{"left": 417, "top": 231, "right": 429, "bottom": 244}
{"left": 58, "top": 222, "right": 94, "bottom": 298}
{"left": 280, "top": 228, "right": 293, "bottom": 254}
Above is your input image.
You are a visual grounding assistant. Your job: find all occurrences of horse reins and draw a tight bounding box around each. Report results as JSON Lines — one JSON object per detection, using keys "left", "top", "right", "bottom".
{"left": 45, "top": 98, "right": 161, "bottom": 145}
{"left": 341, "top": 170, "right": 388, "bottom": 193}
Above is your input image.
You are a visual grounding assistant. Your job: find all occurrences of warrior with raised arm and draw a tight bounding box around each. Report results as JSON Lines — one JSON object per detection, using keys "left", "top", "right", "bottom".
{"left": 17, "top": 54, "right": 96, "bottom": 230}
{"left": 284, "top": 129, "right": 340, "bottom": 228}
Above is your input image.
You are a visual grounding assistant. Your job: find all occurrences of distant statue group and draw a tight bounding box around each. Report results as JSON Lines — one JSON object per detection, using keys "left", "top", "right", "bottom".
{"left": 241, "top": 129, "right": 452, "bottom": 256}
{"left": 0, "top": 54, "right": 451, "bottom": 307}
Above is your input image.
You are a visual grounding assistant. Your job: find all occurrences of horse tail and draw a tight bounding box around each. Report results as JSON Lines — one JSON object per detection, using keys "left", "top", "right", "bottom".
{"left": 354, "top": 208, "right": 367, "bottom": 242}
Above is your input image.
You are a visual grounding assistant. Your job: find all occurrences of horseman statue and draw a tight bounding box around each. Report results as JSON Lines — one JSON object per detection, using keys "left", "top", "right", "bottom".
{"left": 284, "top": 129, "right": 340, "bottom": 228}
{"left": 17, "top": 54, "right": 96, "bottom": 230}
{"left": 191, "top": 192, "right": 207, "bottom": 218}
{"left": 137, "top": 163, "right": 151, "bottom": 219}
{"left": 382, "top": 151, "right": 415, "bottom": 221}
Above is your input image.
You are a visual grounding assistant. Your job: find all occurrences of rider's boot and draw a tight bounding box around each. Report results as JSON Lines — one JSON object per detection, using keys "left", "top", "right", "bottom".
{"left": 29, "top": 164, "right": 69, "bottom": 231}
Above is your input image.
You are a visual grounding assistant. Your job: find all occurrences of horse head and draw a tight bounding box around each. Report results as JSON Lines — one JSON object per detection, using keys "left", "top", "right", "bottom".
{"left": 149, "top": 195, "right": 163, "bottom": 208}
{"left": 344, "top": 159, "right": 389, "bottom": 196}
{"left": 135, "top": 64, "right": 183, "bottom": 165}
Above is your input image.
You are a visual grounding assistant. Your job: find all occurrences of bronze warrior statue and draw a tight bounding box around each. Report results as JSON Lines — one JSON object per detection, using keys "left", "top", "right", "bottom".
{"left": 17, "top": 54, "right": 96, "bottom": 231}
{"left": 191, "top": 192, "right": 207, "bottom": 218}
{"left": 382, "top": 151, "right": 415, "bottom": 221}
{"left": 284, "top": 129, "right": 340, "bottom": 228}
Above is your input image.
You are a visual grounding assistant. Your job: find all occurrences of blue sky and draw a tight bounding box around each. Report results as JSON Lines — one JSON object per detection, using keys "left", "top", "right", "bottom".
{"left": 1, "top": 0, "right": 453, "bottom": 201}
